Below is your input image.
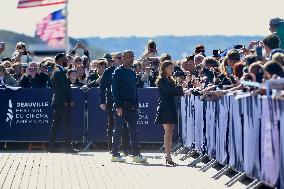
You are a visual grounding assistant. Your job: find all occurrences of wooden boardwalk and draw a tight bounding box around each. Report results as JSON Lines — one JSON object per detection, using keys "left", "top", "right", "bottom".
{"left": 0, "top": 151, "right": 247, "bottom": 189}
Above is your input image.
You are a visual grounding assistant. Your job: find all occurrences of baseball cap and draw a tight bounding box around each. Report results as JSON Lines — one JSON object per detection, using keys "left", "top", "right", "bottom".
{"left": 270, "top": 17, "right": 284, "bottom": 26}
{"left": 103, "top": 53, "right": 112, "bottom": 61}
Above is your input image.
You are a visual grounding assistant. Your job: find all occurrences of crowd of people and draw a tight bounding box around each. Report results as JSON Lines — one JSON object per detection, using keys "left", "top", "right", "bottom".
{"left": 0, "top": 17, "right": 284, "bottom": 164}
{"left": 0, "top": 18, "right": 284, "bottom": 100}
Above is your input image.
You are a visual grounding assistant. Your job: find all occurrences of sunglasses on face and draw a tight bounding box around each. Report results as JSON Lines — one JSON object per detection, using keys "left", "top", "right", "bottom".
{"left": 75, "top": 59, "right": 82, "bottom": 62}
{"left": 115, "top": 57, "right": 122, "bottom": 59}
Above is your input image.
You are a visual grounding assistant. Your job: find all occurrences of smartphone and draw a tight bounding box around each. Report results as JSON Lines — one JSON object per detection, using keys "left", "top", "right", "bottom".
{"left": 145, "top": 66, "right": 151, "bottom": 73}
{"left": 213, "top": 50, "right": 219, "bottom": 57}
{"left": 47, "top": 66, "right": 53, "bottom": 73}
{"left": 256, "top": 46, "right": 262, "bottom": 60}
{"left": 0, "top": 42, "right": 5, "bottom": 50}
{"left": 234, "top": 44, "right": 243, "bottom": 50}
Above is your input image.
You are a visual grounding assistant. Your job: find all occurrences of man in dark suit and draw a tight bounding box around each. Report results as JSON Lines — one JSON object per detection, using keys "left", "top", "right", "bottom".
{"left": 49, "top": 53, "right": 76, "bottom": 153}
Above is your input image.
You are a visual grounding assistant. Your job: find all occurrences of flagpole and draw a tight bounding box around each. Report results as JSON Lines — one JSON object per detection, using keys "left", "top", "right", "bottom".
{"left": 64, "top": 0, "right": 69, "bottom": 54}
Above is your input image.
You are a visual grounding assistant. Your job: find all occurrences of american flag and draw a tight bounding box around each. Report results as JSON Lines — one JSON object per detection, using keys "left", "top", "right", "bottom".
{"left": 36, "top": 9, "right": 66, "bottom": 49}
{"left": 17, "top": 0, "right": 65, "bottom": 9}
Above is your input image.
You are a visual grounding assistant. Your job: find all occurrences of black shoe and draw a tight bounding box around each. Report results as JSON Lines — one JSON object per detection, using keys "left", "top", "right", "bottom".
{"left": 64, "top": 148, "right": 80, "bottom": 154}
{"left": 165, "top": 157, "right": 178, "bottom": 166}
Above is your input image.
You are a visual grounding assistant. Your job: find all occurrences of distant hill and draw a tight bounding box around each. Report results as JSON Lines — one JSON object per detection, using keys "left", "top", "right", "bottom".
{"left": 83, "top": 35, "right": 264, "bottom": 60}
{"left": 0, "top": 30, "right": 106, "bottom": 60}
{"left": 0, "top": 30, "right": 264, "bottom": 61}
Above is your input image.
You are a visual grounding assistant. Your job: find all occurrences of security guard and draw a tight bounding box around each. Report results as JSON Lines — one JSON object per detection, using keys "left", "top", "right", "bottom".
{"left": 99, "top": 52, "right": 130, "bottom": 154}
{"left": 49, "top": 53, "right": 77, "bottom": 153}
{"left": 111, "top": 50, "right": 147, "bottom": 163}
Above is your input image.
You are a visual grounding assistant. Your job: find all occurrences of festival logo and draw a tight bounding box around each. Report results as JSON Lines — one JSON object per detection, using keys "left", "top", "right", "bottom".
{"left": 137, "top": 102, "right": 149, "bottom": 125}
{"left": 5, "top": 99, "right": 13, "bottom": 127}
{"left": 5, "top": 99, "right": 50, "bottom": 126}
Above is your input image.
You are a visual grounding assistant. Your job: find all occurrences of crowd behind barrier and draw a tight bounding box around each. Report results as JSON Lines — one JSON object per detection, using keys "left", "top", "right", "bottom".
{"left": 0, "top": 87, "right": 175, "bottom": 143}
{"left": 180, "top": 94, "right": 284, "bottom": 188}
{"left": 0, "top": 17, "right": 284, "bottom": 186}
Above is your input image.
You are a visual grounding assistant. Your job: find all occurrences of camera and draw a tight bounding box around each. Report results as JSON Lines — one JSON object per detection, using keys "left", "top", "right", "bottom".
{"left": 213, "top": 50, "right": 220, "bottom": 57}
{"left": 202, "top": 68, "right": 214, "bottom": 81}
{"left": 174, "top": 70, "right": 186, "bottom": 78}
{"left": 21, "top": 51, "right": 28, "bottom": 55}
{"left": 234, "top": 44, "right": 244, "bottom": 50}
{"left": 256, "top": 46, "right": 263, "bottom": 60}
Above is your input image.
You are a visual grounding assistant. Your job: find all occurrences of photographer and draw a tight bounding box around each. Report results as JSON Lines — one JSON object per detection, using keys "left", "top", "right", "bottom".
{"left": 69, "top": 42, "right": 90, "bottom": 60}
{"left": 141, "top": 40, "right": 159, "bottom": 60}
{"left": 194, "top": 44, "right": 206, "bottom": 57}
{"left": 12, "top": 42, "right": 32, "bottom": 64}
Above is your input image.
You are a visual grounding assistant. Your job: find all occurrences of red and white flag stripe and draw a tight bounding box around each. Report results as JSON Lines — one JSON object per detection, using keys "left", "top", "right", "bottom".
{"left": 17, "top": 0, "right": 65, "bottom": 9}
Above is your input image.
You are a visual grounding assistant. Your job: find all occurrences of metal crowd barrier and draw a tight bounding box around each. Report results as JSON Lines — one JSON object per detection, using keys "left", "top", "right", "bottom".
{"left": 180, "top": 95, "right": 284, "bottom": 188}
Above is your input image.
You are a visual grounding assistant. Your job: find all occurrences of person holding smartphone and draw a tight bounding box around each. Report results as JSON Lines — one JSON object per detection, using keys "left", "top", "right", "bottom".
{"left": 141, "top": 40, "right": 159, "bottom": 60}
{"left": 12, "top": 42, "right": 32, "bottom": 63}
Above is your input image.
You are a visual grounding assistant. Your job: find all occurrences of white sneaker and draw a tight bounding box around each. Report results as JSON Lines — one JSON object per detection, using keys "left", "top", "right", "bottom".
{"left": 111, "top": 156, "right": 126, "bottom": 162}
{"left": 132, "top": 154, "right": 147, "bottom": 163}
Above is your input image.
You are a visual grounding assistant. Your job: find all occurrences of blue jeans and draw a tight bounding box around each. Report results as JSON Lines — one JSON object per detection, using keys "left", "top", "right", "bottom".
{"left": 112, "top": 107, "right": 140, "bottom": 157}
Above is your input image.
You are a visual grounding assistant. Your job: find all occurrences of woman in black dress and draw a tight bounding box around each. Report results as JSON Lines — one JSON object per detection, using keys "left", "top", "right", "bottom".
{"left": 155, "top": 60, "right": 184, "bottom": 166}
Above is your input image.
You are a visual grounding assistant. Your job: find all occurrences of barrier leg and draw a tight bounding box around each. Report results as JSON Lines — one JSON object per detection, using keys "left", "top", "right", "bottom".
{"left": 188, "top": 154, "right": 209, "bottom": 167}
{"left": 245, "top": 180, "right": 263, "bottom": 189}
{"left": 82, "top": 140, "right": 94, "bottom": 152}
{"left": 158, "top": 145, "right": 165, "bottom": 152}
{"left": 174, "top": 145, "right": 189, "bottom": 155}
{"left": 212, "top": 165, "right": 231, "bottom": 179}
{"left": 171, "top": 143, "right": 183, "bottom": 154}
{"left": 180, "top": 149, "right": 197, "bottom": 161}
{"left": 178, "top": 146, "right": 190, "bottom": 155}
{"left": 200, "top": 159, "right": 218, "bottom": 172}
{"left": 172, "top": 145, "right": 185, "bottom": 155}
{"left": 225, "top": 172, "right": 246, "bottom": 187}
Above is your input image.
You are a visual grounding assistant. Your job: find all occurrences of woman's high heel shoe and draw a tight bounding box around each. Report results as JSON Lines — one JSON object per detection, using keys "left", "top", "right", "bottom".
{"left": 165, "top": 157, "right": 178, "bottom": 166}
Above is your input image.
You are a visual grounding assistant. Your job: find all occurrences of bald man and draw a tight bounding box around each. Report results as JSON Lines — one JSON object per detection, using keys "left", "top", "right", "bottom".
{"left": 111, "top": 50, "right": 147, "bottom": 163}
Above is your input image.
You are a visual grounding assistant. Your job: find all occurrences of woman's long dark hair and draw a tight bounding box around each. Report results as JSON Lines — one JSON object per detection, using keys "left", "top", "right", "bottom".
{"left": 155, "top": 60, "right": 175, "bottom": 85}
